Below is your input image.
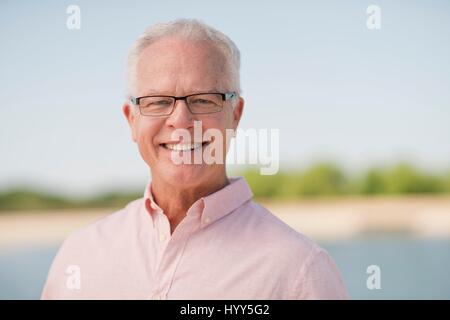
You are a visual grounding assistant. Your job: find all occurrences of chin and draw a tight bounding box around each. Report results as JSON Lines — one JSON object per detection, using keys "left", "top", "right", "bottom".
{"left": 158, "top": 162, "right": 212, "bottom": 187}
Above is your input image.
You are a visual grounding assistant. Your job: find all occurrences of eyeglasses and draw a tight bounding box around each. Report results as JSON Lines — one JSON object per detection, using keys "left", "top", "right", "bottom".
{"left": 130, "top": 92, "right": 237, "bottom": 116}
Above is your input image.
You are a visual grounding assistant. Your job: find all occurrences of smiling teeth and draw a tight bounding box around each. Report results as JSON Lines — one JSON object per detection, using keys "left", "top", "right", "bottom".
{"left": 165, "top": 143, "right": 203, "bottom": 151}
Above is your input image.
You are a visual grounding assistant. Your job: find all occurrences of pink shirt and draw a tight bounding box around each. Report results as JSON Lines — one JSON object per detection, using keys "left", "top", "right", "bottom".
{"left": 41, "top": 177, "right": 348, "bottom": 299}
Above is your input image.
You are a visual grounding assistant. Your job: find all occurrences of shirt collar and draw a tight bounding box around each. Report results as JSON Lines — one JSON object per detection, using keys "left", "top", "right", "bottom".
{"left": 143, "top": 182, "right": 162, "bottom": 227}
{"left": 143, "top": 177, "right": 253, "bottom": 229}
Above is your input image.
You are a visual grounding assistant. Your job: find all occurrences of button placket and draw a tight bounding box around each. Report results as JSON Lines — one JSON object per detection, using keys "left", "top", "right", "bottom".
{"left": 150, "top": 213, "right": 200, "bottom": 300}
{"left": 148, "top": 210, "right": 175, "bottom": 300}
{"left": 147, "top": 210, "right": 171, "bottom": 297}
{"left": 157, "top": 212, "right": 171, "bottom": 244}
{"left": 159, "top": 233, "right": 167, "bottom": 242}
{"left": 150, "top": 291, "right": 167, "bottom": 300}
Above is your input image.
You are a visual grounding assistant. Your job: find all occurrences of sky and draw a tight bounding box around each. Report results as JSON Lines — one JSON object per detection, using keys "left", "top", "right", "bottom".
{"left": 1, "top": 0, "right": 450, "bottom": 196}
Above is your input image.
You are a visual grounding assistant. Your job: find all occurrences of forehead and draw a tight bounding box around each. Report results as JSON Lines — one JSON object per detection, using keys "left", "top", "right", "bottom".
{"left": 135, "top": 37, "right": 228, "bottom": 95}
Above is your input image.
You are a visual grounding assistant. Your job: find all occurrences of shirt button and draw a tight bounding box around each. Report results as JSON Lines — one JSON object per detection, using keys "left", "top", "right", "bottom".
{"left": 204, "top": 217, "right": 211, "bottom": 224}
{"left": 159, "top": 233, "right": 167, "bottom": 242}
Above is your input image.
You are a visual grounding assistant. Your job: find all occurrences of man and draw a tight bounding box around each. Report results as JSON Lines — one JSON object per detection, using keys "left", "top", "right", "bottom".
{"left": 41, "top": 19, "right": 348, "bottom": 299}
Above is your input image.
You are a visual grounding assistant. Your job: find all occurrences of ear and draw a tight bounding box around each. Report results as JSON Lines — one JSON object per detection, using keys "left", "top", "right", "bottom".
{"left": 122, "top": 102, "right": 138, "bottom": 142}
{"left": 232, "top": 96, "right": 244, "bottom": 130}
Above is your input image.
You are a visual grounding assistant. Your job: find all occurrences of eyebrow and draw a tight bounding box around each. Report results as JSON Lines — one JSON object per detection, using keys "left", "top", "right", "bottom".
{"left": 140, "top": 88, "right": 223, "bottom": 96}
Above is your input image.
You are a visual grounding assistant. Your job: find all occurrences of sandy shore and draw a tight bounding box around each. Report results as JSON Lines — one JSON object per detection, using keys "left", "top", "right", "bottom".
{"left": 265, "top": 195, "right": 450, "bottom": 241}
{"left": 1, "top": 195, "right": 450, "bottom": 250}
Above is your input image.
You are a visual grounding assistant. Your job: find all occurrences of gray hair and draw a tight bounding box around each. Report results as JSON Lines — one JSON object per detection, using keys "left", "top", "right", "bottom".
{"left": 126, "top": 19, "right": 241, "bottom": 97}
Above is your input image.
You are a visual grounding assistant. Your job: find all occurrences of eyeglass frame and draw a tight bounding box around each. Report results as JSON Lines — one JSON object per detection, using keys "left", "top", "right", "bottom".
{"left": 130, "top": 92, "right": 237, "bottom": 116}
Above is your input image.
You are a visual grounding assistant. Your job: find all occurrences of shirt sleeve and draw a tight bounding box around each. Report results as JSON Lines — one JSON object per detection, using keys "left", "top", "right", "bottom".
{"left": 292, "top": 248, "right": 349, "bottom": 300}
{"left": 40, "top": 238, "right": 72, "bottom": 300}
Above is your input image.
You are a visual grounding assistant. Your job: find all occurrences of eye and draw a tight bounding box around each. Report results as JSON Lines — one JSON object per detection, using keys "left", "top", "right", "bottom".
{"left": 191, "top": 98, "right": 214, "bottom": 104}
{"left": 141, "top": 98, "right": 173, "bottom": 108}
{"left": 151, "top": 99, "right": 172, "bottom": 106}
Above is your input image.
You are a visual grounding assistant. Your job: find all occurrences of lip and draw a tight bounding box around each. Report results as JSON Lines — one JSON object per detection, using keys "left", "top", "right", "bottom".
{"left": 159, "top": 140, "right": 213, "bottom": 151}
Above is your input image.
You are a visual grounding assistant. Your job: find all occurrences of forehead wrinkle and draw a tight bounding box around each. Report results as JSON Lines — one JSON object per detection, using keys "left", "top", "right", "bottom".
{"left": 136, "top": 38, "right": 230, "bottom": 96}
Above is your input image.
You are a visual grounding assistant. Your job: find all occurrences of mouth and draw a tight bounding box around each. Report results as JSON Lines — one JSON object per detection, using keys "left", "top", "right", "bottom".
{"left": 160, "top": 140, "right": 212, "bottom": 151}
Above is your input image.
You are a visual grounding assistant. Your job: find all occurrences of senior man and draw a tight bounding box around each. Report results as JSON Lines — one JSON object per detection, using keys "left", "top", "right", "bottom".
{"left": 42, "top": 19, "right": 348, "bottom": 300}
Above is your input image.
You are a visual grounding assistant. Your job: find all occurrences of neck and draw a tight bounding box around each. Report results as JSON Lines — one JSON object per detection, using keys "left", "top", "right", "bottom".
{"left": 150, "top": 171, "right": 229, "bottom": 233}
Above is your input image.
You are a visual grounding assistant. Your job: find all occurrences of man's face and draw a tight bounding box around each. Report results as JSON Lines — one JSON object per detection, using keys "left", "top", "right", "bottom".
{"left": 123, "top": 37, "right": 244, "bottom": 188}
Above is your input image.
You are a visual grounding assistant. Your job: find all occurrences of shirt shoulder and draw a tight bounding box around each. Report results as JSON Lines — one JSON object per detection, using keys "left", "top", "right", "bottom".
{"left": 234, "top": 200, "right": 323, "bottom": 254}
{"left": 40, "top": 197, "right": 144, "bottom": 299}
{"left": 66, "top": 197, "right": 144, "bottom": 247}
{"left": 228, "top": 200, "right": 349, "bottom": 299}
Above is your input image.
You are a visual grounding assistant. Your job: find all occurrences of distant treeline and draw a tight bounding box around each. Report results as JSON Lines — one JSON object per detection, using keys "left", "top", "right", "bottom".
{"left": 0, "top": 190, "right": 142, "bottom": 212}
{"left": 242, "top": 163, "right": 450, "bottom": 199}
{"left": 1, "top": 163, "right": 449, "bottom": 211}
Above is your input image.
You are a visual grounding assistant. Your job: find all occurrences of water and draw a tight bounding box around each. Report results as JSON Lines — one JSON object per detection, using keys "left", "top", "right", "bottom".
{"left": 1, "top": 236, "right": 450, "bottom": 299}
{"left": 323, "top": 235, "right": 450, "bottom": 299}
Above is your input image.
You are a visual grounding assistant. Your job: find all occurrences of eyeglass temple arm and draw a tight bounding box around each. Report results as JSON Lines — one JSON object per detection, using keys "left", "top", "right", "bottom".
{"left": 130, "top": 96, "right": 138, "bottom": 105}
{"left": 224, "top": 92, "right": 237, "bottom": 100}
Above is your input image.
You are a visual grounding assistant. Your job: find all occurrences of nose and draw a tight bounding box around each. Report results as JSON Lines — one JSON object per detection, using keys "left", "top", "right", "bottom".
{"left": 165, "top": 99, "right": 195, "bottom": 129}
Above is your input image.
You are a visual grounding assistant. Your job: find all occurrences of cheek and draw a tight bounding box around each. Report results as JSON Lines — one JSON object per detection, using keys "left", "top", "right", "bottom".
{"left": 135, "top": 121, "right": 161, "bottom": 160}
{"left": 203, "top": 111, "right": 233, "bottom": 130}
{"left": 201, "top": 117, "right": 232, "bottom": 152}
{"left": 201, "top": 117, "right": 225, "bottom": 138}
